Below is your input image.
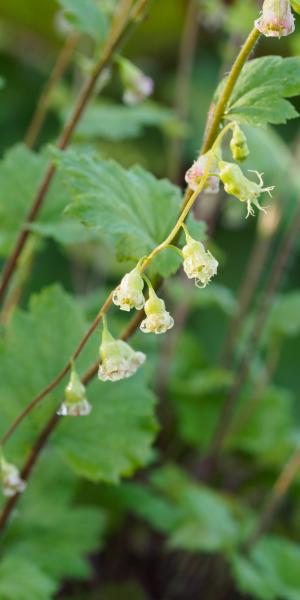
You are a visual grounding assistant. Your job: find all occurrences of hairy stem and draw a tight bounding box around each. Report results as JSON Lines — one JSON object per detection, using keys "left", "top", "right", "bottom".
{"left": 0, "top": 0, "right": 144, "bottom": 305}
{"left": 208, "top": 204, "right": 300, "bottom": 461}
{"left": 24, "top": 34, "right": 80, "bottom": 149}
{"left": 0, "top": 309, "right": 145, "bottom": 534}
{"left": 167, "top": 0, "right": 199, "bottom": 183}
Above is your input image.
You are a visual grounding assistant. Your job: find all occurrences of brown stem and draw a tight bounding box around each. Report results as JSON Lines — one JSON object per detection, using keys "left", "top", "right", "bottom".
{"left": 245, "top": 446, "right": 300, "bottom": 550}
{"left": 208, "top": 204, "right": 300, "bottom": 461}
{"left": 0, "top": 308, "right": 144, "bottom": 534}
{"left": 0, "top": 293, "right": 113, "bottom": 447}
{"left": 24, "top": 34, "right": 80, "bottom": 149}
{"left": 167, "top": 0, "right": 199, "bottom": 183}
{"left": 0, "top": 0, "right": 142, "bottom": 305}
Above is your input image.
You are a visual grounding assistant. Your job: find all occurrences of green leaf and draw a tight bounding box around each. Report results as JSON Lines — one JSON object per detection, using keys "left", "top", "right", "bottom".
{"left": 57, "top": 0, "right": 109, "bottom": 41}
{"left": 0, "top": 145, "right": 97, "bottom": 257}
{"left": 264, "top": 292, "right": 300, "bottom": 344}
{"left": 54, "top": 375, "right": 158, "bottom": 483}
{"left": 0, "top": 556, "right": 56, "bottom": 600}
{"left": 52, "top": 148, "right": 183, "bottom": 277}
{"left": 231, "top": 536, "right": 300, "bottom": 600}
{"left": 72, "top": 102, "right": 178, "bottom": 141}
{"left": 1, "top": 454, "right": 106, "bottom": 596}
{"left": 0, "top": 285, "right": 157, "bottom": 481}
{"left": 168, "top": 280, "right": 236, "bottom": 316}
{"left": 219, "top": 56, "right": 300, "bottom": 127}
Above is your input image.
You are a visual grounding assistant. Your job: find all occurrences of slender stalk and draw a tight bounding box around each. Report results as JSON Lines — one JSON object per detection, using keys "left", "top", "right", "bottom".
{"left": 24, "top": 34, "right": 80, "bottom": 149}
{"left": 181, "top": 26, "right": 260, "bottom": 209}
{"left": 0, "top": 293, "right": 113, "bottom": 447}
{"left": 0, "top": 309, "right": 145, "bottom": 534}
{"left": 0, "top": 0, "right": 143, "bottom": 305}
{"left": 167, "top": 0, "right": 199, "bottom": 182}
{"left": 208, "top": 204, "right": 300, "bottom": 461}
{"left": 245, "top": 445, "right": 300, "bottom": 550}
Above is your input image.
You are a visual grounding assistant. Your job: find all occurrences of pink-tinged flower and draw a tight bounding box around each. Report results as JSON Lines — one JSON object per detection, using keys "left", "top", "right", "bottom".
{"left": 255, "top": 0, "right": 295, "bottom": 37}
{"left": 118, "top": 57, "right": 154, "bottom": 106}
{"left": 185, "top": 152, "right": 220, "bottom": 194}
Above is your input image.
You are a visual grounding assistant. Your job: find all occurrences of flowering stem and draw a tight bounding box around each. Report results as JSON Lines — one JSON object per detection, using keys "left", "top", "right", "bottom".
{"left": 0, "top": 0, "right": 147, "bottom": 306}
{"left": 0, "top": 309, "right": 145, "bottom": 535}
{"left": 24, "top": 33, "right": 80, "bottom": 149}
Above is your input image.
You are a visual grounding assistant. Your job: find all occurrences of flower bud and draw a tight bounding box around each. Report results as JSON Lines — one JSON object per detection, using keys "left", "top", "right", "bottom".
{"left": 255, "top": 0, "right": 295, "bottom": 37}
{"left": 230, "top": 124, "right": 249, "bottom": 162}
{"left": 1, "top": 457, "right": 26, "bottom": 497}
{"left": 182, "top": 230, "right": 218, "bottom": 288}
{"left": 113, "top": 266, "right": 145, "bottom": 312}
{"left": 57, "top": 368, "right": 91, "bottom": 416}
{"left": 219, "top": 161, "right": 274, "bottom": 218}
{"left": 185, "top": 151, "right": 220, "bottom": 194}
{"left": 291, "top": 0, "right": 300, "bottom": 15}
{"left": 140, "top": 287, "right": 174, "bottom": 334}
{"left": 118, "top": 57, "right": 154, "bottom": 106}
{"left": 98, "top": 324, "right": 146, "bottom": 381}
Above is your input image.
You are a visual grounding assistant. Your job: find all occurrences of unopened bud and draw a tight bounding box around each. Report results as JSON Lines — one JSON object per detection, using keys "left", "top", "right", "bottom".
{"left": 230, "top": 124, "right": 249, "bottom": 162}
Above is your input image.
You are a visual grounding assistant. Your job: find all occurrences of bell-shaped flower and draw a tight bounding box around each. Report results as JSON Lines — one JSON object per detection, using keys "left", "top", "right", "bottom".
{"left": 1, "top": 457, "right": 26, "bottom": 497}
{"left": 182, "top": 230, "right": 218, "bottom": 288}
{"left": 140, "top": 287, "right": 174, "bottom": 334}
{"left": 118, "top": 57, "right": 154, "bottom": 106}
{"left": 113, "top": 266, "right": 145, "bottom": 312}
{"left": 230, "top": 124, "right": 249, "bottom": 162}
{"left": 255, "top": 0, "right": 295, "bottom": 37}
{"left": 185, "top": 151, "right": 220, "bottom": 194}
{"left": 219, "top": 161, "right": 274, "bottom": 218}
{"left": 98, "top": 323, "right": 146, "bottom": 382}
{"left": 57, "top": 368, "right": 91, "bottom": 416}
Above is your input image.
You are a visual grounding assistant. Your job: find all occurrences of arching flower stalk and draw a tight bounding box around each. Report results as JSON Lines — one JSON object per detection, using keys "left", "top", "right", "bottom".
{"left": 218, "top": 161, "right": 275, "bottom": 218}
{"left": 140, "top": 281, "right": 174, "bottom": 334}
{"left": 98, "top": 320, "right": 146, "bottom": 381}
{"left": 182, "top": 225, "right": 218, "bottom": 288}
{"left": 0, "top": 456, "right": 26, "bottom": 497}
{"left": 58, "top": 366, "right": 91, "bottom": 416}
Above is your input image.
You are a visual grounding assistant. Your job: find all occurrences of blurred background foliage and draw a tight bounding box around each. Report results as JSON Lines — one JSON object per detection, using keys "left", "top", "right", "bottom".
{"left": 1, "top": 0, "right": 300, "bottom": 598}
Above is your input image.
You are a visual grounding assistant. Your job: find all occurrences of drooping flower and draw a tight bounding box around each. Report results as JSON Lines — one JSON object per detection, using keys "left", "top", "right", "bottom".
{"left": 0, "top": 457, "right": 26, "bottom": 497}
{"left": 113, "top": 266, "right": 145, "bottom": 312}
{"left": 98, "top": 323, "right": 146, "bottom": 382}
{"left": 230, "top": 124, "right": 249, "bottom": 162}
{"left": 118, "top": 57, "right": 154, "bottom": 106}
{"left": 218, "top": 161, "right": 274, "bottom": 218}
{"left": 255, "top": 0, "right": 295, "bottom": 37}
{"left": 182, "top": 229, "right": 218, "bottom": 288}
{"left": 185, "top": 151, "right": 220, "bottom": 194}
{"left": 58, "top": 367, "right": 91, "bottom": 416}
{"left": 140, "top": 286, "right": 174, "bottom": 334}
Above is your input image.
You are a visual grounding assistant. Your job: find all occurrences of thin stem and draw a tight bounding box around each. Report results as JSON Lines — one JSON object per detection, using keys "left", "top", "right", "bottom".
{"left": 0, "top": 307, "right": 145, "bottom": 534}
{"left": 181, "top": 26, "right": 260, "bottom": 209}
{"left": 0, "top": 293, "right": 113, "bottom": 448}
{"left": 24, "top": 34, "right": 80, "bottom": 149}
{"left": 0, "top": 0, "right": 142, "bottom": 306}
{"left": 208, "top": 204, "right": 300, "bottom": 461}
{"left": 167, "top": 0, "right": 199, "bottom": 183}
{"left": 245, "top": 445, "right": 300, "bottom": 550}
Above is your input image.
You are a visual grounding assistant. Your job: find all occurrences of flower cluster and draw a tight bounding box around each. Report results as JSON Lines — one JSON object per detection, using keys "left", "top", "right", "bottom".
{"left": 255, "top": 0, "right": 295, "bottom": 37}
{"left": 1, "top": 456, "right": 26, "bottom": 497}
{"left": 118, "top": 57, "right": 154, "bottom": 106}
{"left": 58, "top": 367, "right": 91, "bottom": 417}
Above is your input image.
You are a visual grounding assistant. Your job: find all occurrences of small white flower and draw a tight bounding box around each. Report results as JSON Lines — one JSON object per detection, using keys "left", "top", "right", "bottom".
{"left": 113, "top": 266, "right": 145, "bottom": 312}
{"left": 98, "top": 325, "right": 146, "bottom": 382}
{"left": 118, "top": 57, "right": 154, "bottom": 106}
{"left": 57, "top": 368, "right": 91, "bottom": 417}
{"left": 140, "top": 287, "right": 174, "bottom": 334}
{"left": 185, "top": 151, "right": 220, "bottom": 194}
{"left": 1, "top": 458, "right": 26, "bottom": 497}
{"left": 182, "top": 231, "right": 218, "bottom": 288}
{"left": 255, "top": 0, "right": 295, "bottom": 37}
